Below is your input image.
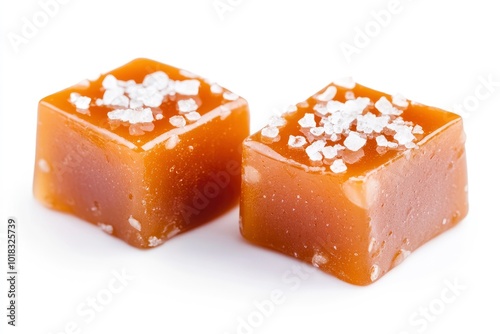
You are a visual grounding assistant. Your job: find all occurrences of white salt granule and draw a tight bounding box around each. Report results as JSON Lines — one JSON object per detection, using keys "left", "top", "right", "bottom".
{"left": 223, "top": 91, "right": 239, "bottom": 101}
{"left": 177, "top": 98, "right": 198, "bottom": 113}
{"left": 210, "top": 83, "right": 223, "bottom": 94}
{"left": 344, "top": 132, "right": 367, "bottom": 151}
{"left": 305, "top": 140, "right": 326, "bottom": 161}
{"left": 38, "top": 159, "right": 51, "bottom": 173}
{"left": 330, "top": 159, "right": 347, "bottom": 173}
{"left": 412, "top": 124, "right": 424, "bottom": 134}
{"left": 288, "top": 135, "right": 307, "bottom": 148}
{"left": 69, "top": 92, "right": 91, "bottom": 110}
{"left": 174, "top": 80, "right": 200, "bottom": 95}
{"left": 375, "top": 96, "right": 402, "bottom": 116}
{"left": 392, "top": 93, "right": 409, "bottom": 109}
{"left": 107, "top": 107, "right": 154, "bottom": 124}
{"left": 321, "top": 145, "right": 343, "bottom": 160}
{"left": 102, "top": 74, "right": 118, "bottom": 89}
{"left": 316, "top": 86, "right": 337, "bottom": 102}
{"left": 169, "top": 115, "right": 187, "bottom": 128}
{"left": 298, "top": 113, "right": 316, "bottom": 128}
{"left": 98, "top": 223, "right": 113, "bottom": 234}
{"left": 128, "top": 216, "right": 142, "bottom": 231}
{"left": 185, "top": 111, "right": 201, "bottom": 122}
{"left": 148, "top": 236, "right": 163, "bottom": 247}
{"left": 310, "top": 127, "right": 325, "bottom": 137}
{"left": 143, "top": 71, "right": 169, "bottom": 90}
{"left": 261, "top": 126, "right": 279, "bottom": 139}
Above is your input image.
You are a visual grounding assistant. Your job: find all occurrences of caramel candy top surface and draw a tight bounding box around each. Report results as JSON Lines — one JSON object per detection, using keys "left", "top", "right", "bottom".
{"left": 248, "top": 82, "right": 461, "bottom": 176}
{"left": 41, "top": 58, "right": 241, "bottom": 151}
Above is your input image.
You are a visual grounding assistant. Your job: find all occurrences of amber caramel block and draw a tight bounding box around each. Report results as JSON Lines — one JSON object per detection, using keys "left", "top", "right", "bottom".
{"left": 33, "top": 58, "right": 249, "bottom": 248}
{"left": 240, "top": 82, "right": 468, "bottom": 285}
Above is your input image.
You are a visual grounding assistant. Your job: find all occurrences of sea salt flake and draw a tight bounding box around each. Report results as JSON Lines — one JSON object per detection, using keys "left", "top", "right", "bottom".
{"left": 392, "top": 93, "right": 409, "bottom": 109}
{"left": 175, "top": 80, "right": 200, "bottom": 95}
{"left": 143, "top": 91, "right": 164, "bottom": 108}
{"left": 74, "top": 95, "right": 91, "bottom": 110}
{"left": 327, "top": 100, "right": 344, "bottom": 114}
{"left": 333, "top": 77, "right": 356, "bottom": 89}
{"left": 330, "top": 159, "right": 347, "bottom": 173}
{"left": 107, "top": 107, "right": 154, "bottom": 124}
{"left": 148, "top": 236, "right": 163, "bottom": 247}
{"left": 393, "top": 125, "right": 416, "bottom": 145}
{"left": 169, "top": 115, "right": 186, "bottom": 128}
{"left": 128, "top": 216, "right": 142, "bottom": 231}
{"left": 298, "top": 113, "right": 316, "bottom": 128}
{"left": 102, "top": 75, "right": 118, "bottom": 89}
{"left": 345, "top": 91, "right": 355, "bottom": 100}
{"left": 288, "top": 135, "right": 307, "bottom": 148}
{"left": 305, "top": 140, "right": 326, "bottom": 161}
{"left": 98, "top": 223, "right": 113, "bottom": 234}
{"left": 375, "top": 96, "right": 402, "bottom": 115}
{"left": 177, "top": 98, "right": 198, "bottom": 112}
{"left": 223, "top": 91, "right": 239, "bottom": 101}
{"left": 412, "top": 124, "right": 424, "bottom": 134}
{"left": 316, "top": 86, "right": 337, "bottom": 102}
{"left": 310, "top": 127, "right": 325, "bottom": 137}
{"left": 321, "top": 145, "right": 340, "bottom": 159}
{"left": 261, "top": 126, "right": 279, "bottom": 139}
{"left": 143, "top": 71, "right": 169, "bottom": 90}
{"left": 210, "top": 83, "right": 223, "bottom": 94}
{"left": 103, "top": 87, "right": 125, "bottom": 105}
{"left": 185, "top": 111, "right": 201, "bottom": 122}
{"left": 110, "top": 95, "right": 130, "bottom": 108}
{"left": 286, "top": 105, "right": 298, "bottom": 113}
{"left": 344, "top": 132, "right": 367, "bottom": 151}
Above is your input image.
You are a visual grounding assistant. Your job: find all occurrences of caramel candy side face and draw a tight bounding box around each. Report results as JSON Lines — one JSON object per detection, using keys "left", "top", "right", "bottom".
{"left": 240, "top": 83, "right": 468, "bottom": 285}
{"left": 33, "top": 58, "right": 250, "bottom": 248}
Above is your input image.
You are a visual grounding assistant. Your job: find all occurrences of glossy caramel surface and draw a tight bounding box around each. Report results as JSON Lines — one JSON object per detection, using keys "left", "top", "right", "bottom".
{"left": 241, "top": 82, "right": 468, "bottom": 285}
{"left": 34, "top": 58, "right": 250, "bottom": 248}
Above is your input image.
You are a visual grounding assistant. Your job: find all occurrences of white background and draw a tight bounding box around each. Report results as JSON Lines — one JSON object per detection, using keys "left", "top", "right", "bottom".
{"left": 1, "top": 0, "right": 499, "bottom": 333}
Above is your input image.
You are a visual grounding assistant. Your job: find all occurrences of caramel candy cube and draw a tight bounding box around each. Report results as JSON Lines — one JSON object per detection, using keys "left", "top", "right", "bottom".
{"left": 240, "top": 82, "right": 468, "bottom": 285}
{"left": 33, "top": 58, "right": 249, "bottom": 248}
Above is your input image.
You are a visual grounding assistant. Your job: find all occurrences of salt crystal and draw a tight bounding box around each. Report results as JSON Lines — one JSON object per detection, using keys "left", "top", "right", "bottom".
{"left": 102, "top": 75, "right": 118, "bottom": 89}
{"left": 210, "top": 83, "right": 223, "bottom": 94}
{"left": 143, "top": 71, "right": 169, "bottom": 91}
{"left": 310, "top": 127, "right": 325, "bottom": 137}
{"left": 179, "top": 69, "right": 197, "bottom": 78}
{"left": 148, "top": 236, "right": 163, "bottom": 247}
{"left": 316, "top": 86, "right": 337, "bottom": 102}
{"left": 177, "top": 98, "right": 198, "bottom": 113}
{"left": 261, "top": 126, "right": 279, "bottom": 139}
{"left": 330, "top": 159, "right": 347, "bottom": 173}
{"left": 344, "top": 132, "right": 367, "bottom": 151}
{"left": 305, "top": 140, "right": 326, "bottom": 161}
{"left": 412, "top": 124, "right": 424, "bottom": 134}
{"left": 288, "top": 135, "right": 307, "bottom": 148}
{"left": 103, "top": 87, "right": 125, "bottom": 105}
{"left": 392, "top": 93, "right": 409, "bottom": 109}
{"left": 128, "top": 216, "right": 142, "bottom": 231}
{"left": 98, "top": 223, "right": 113, "bottom": 234}
{"left": 174, "top": 80, "right": 200, "bottom": 96}
{"left": 375, "top": 96, "right": 402, "bottom": 115}
{"left": 286, "top": 105, "right": 298, "bottom": 113}
{"left": 345, "top": 91, "right": 355, "bottom": 100}
{"left": 110, "top": 95, "right": 130, "bottom": 108}
{"left": 185, "top": 111, "right": 201, "bottom": 122}
{"left": 392, "top": 125, "right": 416, "bottom": 145}
{"left": 38, "top": 159, "right": 51, "bottom": 173}
{"left": 223, "top": 91, "right": 239, "bottom": 101}
{"left": 321, "top": 145, "right": 340, "bottom": 159}
{"left": 129, "top": 99, "right": 143, "bottom": 109}
{"left": 298, "top": 113, "right": 316, "bottom": 128}
{"left": 143, "top": 91, "right": 164, "bottom": 108}
{"left": 155, "top": 114, "right": 164, "bottom": 120}
{"left": 326, "top": 100, "right": 344, "bottom": 114}
{"left": 107, "top": 107, "right": 154, "bottom": 124}
{"left": 169, "top": 115, "right": 186, "bottom": 128}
